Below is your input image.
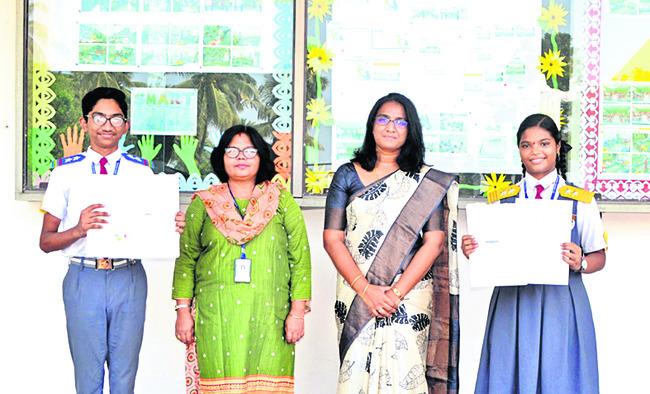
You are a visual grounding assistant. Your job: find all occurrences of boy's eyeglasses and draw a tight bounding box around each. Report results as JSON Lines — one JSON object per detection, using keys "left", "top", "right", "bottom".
{"left": 87, "top": 112, "right": 127, "bottom": 127}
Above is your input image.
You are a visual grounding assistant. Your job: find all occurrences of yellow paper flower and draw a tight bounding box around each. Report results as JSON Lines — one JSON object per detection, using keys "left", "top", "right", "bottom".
{"left": 560, "top": 108, "right": 567, "bottom": 128}
{"left": 538, "top": 49, "right": 567, "bottom": 80}
{"left": 307, "top": 45, "right": 333, "bottom": 73}
{"left": 539, "top": 0, "right": 568, "bottom": 33}
{"left": 306, "top": 98, "right": 332, "bottom": 127}
{"left": 305, "top": 165, "right": 332, "bottom": 194}
{"left": 308, "top": 0, "right": 332, "bottom": 22}
{"left": 481, "top": 173, "right": 511, "bottom": 196}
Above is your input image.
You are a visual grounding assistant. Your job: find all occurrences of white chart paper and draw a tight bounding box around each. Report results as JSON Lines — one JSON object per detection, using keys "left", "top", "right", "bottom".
{"left": 466, "top": 199, "right": 573, "bottom": 287}
{"left": 68, "top": 173, "right": 180, "bottom": 259}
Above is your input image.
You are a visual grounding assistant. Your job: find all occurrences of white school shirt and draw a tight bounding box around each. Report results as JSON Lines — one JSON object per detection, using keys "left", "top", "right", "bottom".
{"left": 41, "top": 148, "right": 153, "bottom": 257}
{"left": 518, "top": 169, "right": 607, "bottom": 254}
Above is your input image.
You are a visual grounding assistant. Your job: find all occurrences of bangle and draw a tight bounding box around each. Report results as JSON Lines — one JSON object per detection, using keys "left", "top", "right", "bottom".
{"left": 391, "top": 286, "right": 404, "bottom": 300}
{"left": 175, "top": 304, "right": 191, "bottom": 311}
{"left": 350, "top": 274, "right": 363, "bottom": 289}
{"left": 361, "top": 283, "right": 370, "bottom": 297}
{"left": 289, "top": 313, "right": 304, "bottom": 320}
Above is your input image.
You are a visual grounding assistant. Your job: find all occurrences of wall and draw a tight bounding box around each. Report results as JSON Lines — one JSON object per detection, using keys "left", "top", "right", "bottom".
{"left": 2, "top": 2, "right": 649, "bottom": 393}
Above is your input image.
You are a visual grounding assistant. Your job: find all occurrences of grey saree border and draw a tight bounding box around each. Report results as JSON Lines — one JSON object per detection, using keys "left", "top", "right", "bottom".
{"left": 338, "top": 168, "right": 456, "bottom": 362}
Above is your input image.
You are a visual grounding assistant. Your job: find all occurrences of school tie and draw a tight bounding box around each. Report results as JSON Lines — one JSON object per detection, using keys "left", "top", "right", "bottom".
{"left": 99, "top": 157, "right": 108, "bottom": 175}
{"left": 535, "top": 184, "right": 545, "bottom": 199}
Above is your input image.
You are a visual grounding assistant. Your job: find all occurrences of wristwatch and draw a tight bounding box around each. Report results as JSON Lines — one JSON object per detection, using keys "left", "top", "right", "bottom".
{"left": 578, "top": 258, "right": 588, "bottom": 273}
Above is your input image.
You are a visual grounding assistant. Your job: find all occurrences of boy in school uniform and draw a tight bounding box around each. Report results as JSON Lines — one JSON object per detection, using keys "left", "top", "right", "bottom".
{"left": 39, "top": 87, "right": 184, "bottom": 394}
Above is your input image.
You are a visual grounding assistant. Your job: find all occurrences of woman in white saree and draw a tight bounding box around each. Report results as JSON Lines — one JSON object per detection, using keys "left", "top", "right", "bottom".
{"left": 324, "top": 93, "right": 459, "bottom": 394}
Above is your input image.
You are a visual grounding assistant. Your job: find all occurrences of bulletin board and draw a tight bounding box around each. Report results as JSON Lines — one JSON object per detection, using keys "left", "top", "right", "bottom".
{"left": 300, "top": 0, "right": 650, "bottom": 204}
{"left": 19, "top": 0, "right": 650, "bottom": 207}
{"left": 581, "top": 0, "right": 650, "bottom": 200}
{"left": 24, "top": 0, "right": 294, "bottom": 193}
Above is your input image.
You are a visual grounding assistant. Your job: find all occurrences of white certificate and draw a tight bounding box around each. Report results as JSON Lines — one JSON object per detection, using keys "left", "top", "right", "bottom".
{"left": 67, "top": 173, "right": 180, "bottom": 259}
{"left": 465, "top": 199, "right": 573, "bottom": 288}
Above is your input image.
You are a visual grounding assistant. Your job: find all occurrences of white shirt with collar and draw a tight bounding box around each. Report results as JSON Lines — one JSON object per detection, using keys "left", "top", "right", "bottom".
{"left": 41, "top": 147, "right": 153, "bottom": 257}
{"left": 517, "top": 169, "right": 607, "bottom": 254}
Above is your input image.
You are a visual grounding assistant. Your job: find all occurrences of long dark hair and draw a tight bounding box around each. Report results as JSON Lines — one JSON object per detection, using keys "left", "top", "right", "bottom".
{"left": 516, "top": 113, "right": 571, "bottom": 178}
{"left": 352, "top": 92, "right": 425, "bottom": 172}
{"left": 210, "top": 125, "right": 276, "bottom": 184}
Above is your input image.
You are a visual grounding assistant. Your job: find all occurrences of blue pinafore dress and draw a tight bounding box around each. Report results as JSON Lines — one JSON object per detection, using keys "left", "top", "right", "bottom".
{"left": 475, "top": 195, "right": 599, "bottom": 394}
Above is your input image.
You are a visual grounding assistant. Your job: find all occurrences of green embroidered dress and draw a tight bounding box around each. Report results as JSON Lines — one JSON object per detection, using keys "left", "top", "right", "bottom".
{"left": 173, "top": 188, "right": 311, "bottom": 392}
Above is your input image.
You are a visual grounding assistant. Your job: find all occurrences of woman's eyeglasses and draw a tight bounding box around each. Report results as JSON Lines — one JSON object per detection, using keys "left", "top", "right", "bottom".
{"left": 224, "top": 146, "right": 258, "bottom": 159}
{"left": 375, "top": 115, "right": 408, "bottom": 129}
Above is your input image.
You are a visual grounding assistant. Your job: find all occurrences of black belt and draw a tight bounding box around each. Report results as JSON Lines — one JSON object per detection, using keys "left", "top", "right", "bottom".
{"left": 69, "top": 257, "right": 139, "bottom": 270}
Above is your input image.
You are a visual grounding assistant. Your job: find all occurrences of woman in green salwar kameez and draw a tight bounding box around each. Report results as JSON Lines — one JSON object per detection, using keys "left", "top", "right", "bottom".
{"left": 173, "top": 125, "right": 311, "bottom": 394}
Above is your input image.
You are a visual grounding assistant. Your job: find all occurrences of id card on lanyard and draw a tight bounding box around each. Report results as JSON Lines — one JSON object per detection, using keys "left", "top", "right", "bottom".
{"left": 228, "top": 184, "right": 252, "bottom": 283}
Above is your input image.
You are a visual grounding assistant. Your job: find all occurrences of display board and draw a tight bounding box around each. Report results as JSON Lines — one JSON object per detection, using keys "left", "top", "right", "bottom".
{"left": 302, "top": 0, "right": 650, "bottom": 202}
{"left": 21, "top": 0, "right": 650, "bottom": 204}
{"left": 582, "top": 0, "right": 650, "bottom": 200}
{"left": 25, "top": 0, "right": 294, "bottom": 192}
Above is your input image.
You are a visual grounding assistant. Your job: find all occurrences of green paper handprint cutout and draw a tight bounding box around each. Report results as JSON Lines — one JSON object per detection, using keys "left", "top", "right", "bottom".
{"left": 137, "top": 134, "right": 162, "bottom": 163}
{"left": 173, "top": 135, "right": 201, "bottom": 178}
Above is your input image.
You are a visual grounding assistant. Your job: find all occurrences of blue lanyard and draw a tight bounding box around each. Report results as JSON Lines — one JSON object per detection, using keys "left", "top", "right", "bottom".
{"left": 227, "top": 183, "right": 248, "bottom": 259}
{"left": 91, "top": 159, "right": 121, "bottom": 175}
{"left": 524, "top": 174, "right": 560, "bottom": 200}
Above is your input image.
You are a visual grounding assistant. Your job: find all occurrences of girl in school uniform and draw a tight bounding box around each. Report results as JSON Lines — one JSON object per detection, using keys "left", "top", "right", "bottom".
{"left": 461, "top": 113, "right": 606, "bottom": 394}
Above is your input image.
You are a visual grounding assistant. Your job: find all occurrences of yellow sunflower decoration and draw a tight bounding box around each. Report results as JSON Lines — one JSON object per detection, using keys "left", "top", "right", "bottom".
{"left": 538, "top": 49, "right": 567, "bottom": 80}
{"left": 308, "top": 0, "right": 332, "bottom": 22}
{"left": 306, "top": 97, "right": 332, "bottom": 127}
{"left": 305, "top": 165, "right": 332, "bottom": 194}
{"left": 481, "top": 173, "right": 511, "bottom": 196}
{"left": 307, "top": 45, "right": 333, "bottom": 73}
{"left": 539, "top": 0, "right": 568, "bottom": 32}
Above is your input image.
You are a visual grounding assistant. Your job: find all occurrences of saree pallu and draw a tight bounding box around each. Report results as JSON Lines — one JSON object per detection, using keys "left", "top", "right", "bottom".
{"left": 335, "top": 167, "right": 459, "bottom": 394}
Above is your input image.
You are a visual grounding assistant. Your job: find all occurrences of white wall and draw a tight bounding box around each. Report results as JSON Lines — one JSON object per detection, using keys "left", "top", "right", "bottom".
{"left": 3, "top": 2, "right": 650, "bottom": 393}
